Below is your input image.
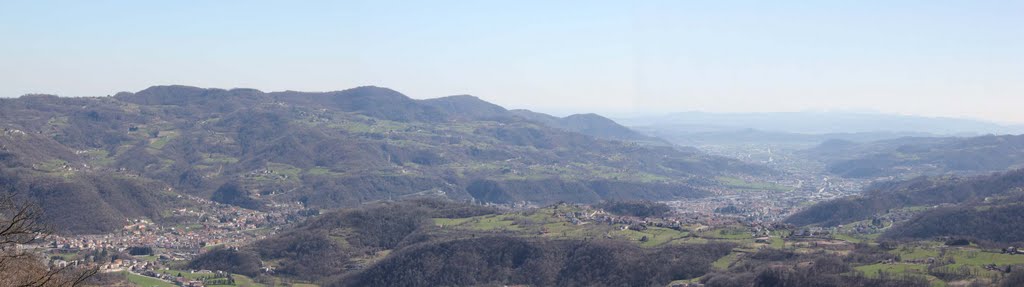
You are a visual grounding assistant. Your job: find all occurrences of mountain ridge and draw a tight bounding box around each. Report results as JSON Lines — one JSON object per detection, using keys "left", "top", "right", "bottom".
{"left": 0, "top": 85, "right": 769, "bottom": 234}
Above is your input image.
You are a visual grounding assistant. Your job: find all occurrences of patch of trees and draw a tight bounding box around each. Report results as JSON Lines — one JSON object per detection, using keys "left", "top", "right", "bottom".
{"left": 944, "top": 238, "right": 971, "bottom": 246}
{"left": 785, "top": 196, "right": 882, "bottom": 227}
{"left": 398, "top": 198, "right": 499, "bottom": 218}
{"left": 252, "top": 231, "right": 347, "bottom": 279}
{"left": 210, "top": 182, "right": 263, "bottom": 210}
{"left": 187, "top": 248, "right": 262, "bottom": 277}
{"left": 1002, "top": 270, "right": 1024, "bottom": 287}
{"left": 843, "top": 243, "right": 898, "bottom": 264}
{"left": 127, "top": 246, "right": 154, "bottom": 256}
{"left": 334, "top": 236, "right": 735, "bottom": 287}
{"left": 596, "top": 200, "right": 672, "bottom": 218}
{"left": 0, "top": 193, "right": 97, "bottom": 286}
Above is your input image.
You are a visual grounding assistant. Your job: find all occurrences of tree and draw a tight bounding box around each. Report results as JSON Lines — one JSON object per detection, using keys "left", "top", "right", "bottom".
{"left": 0, "top": 193, "right": 97, "bottom": 287}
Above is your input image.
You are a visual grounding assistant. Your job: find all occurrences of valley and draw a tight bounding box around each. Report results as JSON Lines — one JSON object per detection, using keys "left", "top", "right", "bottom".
{"left": 5, "top": 2, "right": 1022, "bottom": 286}
{"left": 2, "top": 86, "right": 1023, "bottom": 286}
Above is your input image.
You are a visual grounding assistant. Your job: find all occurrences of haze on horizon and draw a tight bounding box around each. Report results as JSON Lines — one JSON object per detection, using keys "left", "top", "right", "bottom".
{"left": 2, "top": 0, "right": 1022, "bottom": 123}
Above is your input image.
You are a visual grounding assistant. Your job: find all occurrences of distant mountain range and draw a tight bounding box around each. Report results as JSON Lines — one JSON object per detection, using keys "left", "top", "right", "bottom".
{"left": 616, "top": 111, "right": 1024, "bottom": 136}
{"left": 0, "top": 85, "right": 766, "bottom": 234}
{"left": 804, "top": 134, "right": 1024, "bottom": 178}
{"left": 510, "top": 110, "right": 667, "bottom": 144}
{"left": 630, "top": 126, "right": 935, "bottom": 147}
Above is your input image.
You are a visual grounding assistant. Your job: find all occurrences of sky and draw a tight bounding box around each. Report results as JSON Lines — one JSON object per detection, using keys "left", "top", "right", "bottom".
{"left": 1, "top": 1, "right": 1022, "bottom": 123}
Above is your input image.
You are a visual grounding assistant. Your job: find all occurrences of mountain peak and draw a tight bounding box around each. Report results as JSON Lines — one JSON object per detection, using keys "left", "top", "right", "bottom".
{"left": 334, "top": 86, "right": 407, "bottom": 98}
{"left": 137, "top": 84, "right": 219, "bottom": 95}
{"left": 421, "top": 94, "right": 509, "bottom": 121}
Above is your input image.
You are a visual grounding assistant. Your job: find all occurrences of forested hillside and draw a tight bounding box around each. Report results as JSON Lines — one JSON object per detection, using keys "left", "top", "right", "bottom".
{"left": 0, "top": 85, "right": 767, "bottom": 233}
{"left": 884, "top": 203, "right": 1024, "bottom": 244}
{"left": 786, "top": 169, "right": 1024, "bottom": 227}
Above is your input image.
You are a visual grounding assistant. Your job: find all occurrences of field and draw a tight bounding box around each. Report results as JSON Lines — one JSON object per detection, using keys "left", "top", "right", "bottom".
{"left": 125, "top": 272, "right": 175, "bottom": 287}
{"left": 126, "top": 270, "right": 317, "bottom": 287}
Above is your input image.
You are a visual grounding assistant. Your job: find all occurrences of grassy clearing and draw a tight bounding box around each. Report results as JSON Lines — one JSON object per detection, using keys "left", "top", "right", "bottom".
{"left": 148, "top": 130, "right": 178, "bottom": 150}
{"left": 125, "top": 272, "right": 175, "bottom": 287}
{"left": 833, "top": 233, "right": 868, "bottom": 244}
{"left": 712, "top": 252, "right": 742, "bottom": 270}
{"left": 267, "top": 162, "right": 302, "bottom": 178}
{"left": 855, "top": 263, "right": 927, "bottom": 275}
{"left": 446, "top": 214, "right": 523, "bottom": 231}
{"left": 893, "top": 247, "right": 940, "bottom": 260}
{"left": 612, "top": 226, "right": 689, "bottom": 247}
{"left": 202, "top": 153, "right": 239, "bottom": 164}
{"left": 157, "top": 269, "right": 213, "bottom": 280}
{"left": 306, "top": 166, "right": 342, "bottom": 176}
{"left": 949, "top": 250, "right": 1024, "bottom": 266}
{"left": 34, "top": 159, "right": 69, "bottom": 173}
{"left": 704, "top": 228, "right": 753, "bottom": 240}
{"left": 206, "top": 274, "right": 269, "bottom": 287}
{"left": 137, "top": 255, "right": 159, "bottom": 262}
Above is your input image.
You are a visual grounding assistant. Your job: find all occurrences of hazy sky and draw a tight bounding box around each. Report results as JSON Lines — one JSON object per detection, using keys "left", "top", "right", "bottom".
{"left": 2, "top": 1, "right": 1022, "bottom": 123}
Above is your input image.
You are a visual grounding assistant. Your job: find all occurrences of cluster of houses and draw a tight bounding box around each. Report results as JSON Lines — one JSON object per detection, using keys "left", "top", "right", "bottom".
{"left": 49, "top": 195, "right": 306, "bottom": 254}
{"left": 553, "top": 206, "right": 691, "bottom": 232}
{"left": 32, "top": 194, "right": 312, "bottom": 287}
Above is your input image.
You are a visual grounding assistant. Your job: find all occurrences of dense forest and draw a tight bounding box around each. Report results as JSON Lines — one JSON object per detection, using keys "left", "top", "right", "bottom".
{"left": 0, "top": 168, "right": 176, "bottom": 234}
{"left": 188, "top": 248, "right": 262, "bottom": 278}
{"left": 334, "top": 237, "right": 734, "bottom": 287}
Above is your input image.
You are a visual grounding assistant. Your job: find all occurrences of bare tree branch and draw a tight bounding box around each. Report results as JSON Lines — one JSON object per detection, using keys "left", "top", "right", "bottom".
{"left": 1, "top": 192, "right": 95, "bottom": 287}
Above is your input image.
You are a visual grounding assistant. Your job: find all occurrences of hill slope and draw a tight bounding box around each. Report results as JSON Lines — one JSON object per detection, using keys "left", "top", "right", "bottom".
{"left": 786, "top": 169, "right": 1024, "bottom": 228}
{"left": 510, "top": 109, "right": 664, "bottom": 144}
{"left": 883, "top": 203, "right": 1024, "bottom": 244}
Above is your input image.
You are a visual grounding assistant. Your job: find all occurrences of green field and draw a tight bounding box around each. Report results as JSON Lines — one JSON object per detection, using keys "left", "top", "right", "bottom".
{"left": 125, "top": 272, "right": 175, "bottom": 287}
{"left": 713, "top": 252, "right": 742, "bottom": 270}
{"left": 855, "top": 263, "right": 928, "bottom": 276}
